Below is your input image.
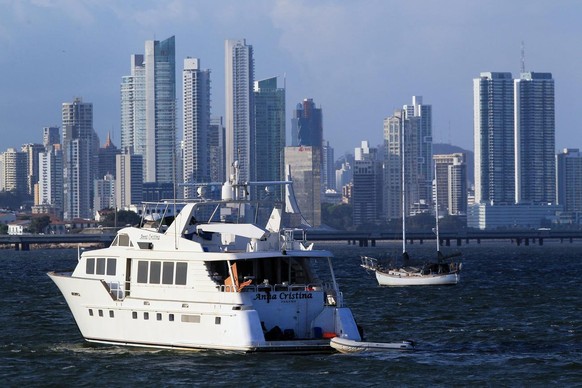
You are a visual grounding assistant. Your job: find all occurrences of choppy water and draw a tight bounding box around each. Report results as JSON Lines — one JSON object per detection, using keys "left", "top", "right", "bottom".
{"left": 1, "top": 241, "right": 582, "bottom": 386}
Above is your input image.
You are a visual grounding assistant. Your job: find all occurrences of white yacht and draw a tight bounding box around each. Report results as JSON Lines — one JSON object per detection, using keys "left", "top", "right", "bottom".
{"left": 48, "top": 181, "right": 363, "bottom": 353}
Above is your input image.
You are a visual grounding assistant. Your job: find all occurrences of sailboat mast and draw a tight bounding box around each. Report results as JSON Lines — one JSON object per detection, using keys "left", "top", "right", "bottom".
{"left": 434, "top": 162, "right": 440, "bottom": 253}
{"left": 401, "top": 111, "right": 406, "bottom": 255}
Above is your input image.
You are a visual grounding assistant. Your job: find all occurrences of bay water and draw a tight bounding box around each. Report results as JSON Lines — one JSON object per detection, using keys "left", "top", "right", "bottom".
{"left": 1, "top": 241, "right": 581, "bottom": 386}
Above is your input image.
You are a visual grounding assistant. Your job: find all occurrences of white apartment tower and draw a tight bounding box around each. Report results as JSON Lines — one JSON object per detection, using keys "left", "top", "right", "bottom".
{"left": 473, "top": 72, "right": 515, "bottom": 204}
{"left": 384, "top": 110, "right": 422, "bottom": 219}
{"left": 121, "top": 36, "right": 176, "bottom": 184}
{"left": 38, "top": 144, "right": 63, "bottom": 212}
{"left": 182, "top": 58, "right": 211, "bottom": 198}
{"left": 225, "top": 39, "right": 254, "bottom": 183}
{"left": 62, "top": 97, "right": 98, "bottom": 220}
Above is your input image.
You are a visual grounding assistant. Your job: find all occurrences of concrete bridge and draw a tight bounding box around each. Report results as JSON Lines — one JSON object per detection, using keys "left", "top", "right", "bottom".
{"left": 302, "top": 229, "right": 582, "bottom": 247}
{"left": 2, "top": 229, "right": 581, "bottom": 251}
{"left": 0, "top": 233, "right": 115, "bottom": 251}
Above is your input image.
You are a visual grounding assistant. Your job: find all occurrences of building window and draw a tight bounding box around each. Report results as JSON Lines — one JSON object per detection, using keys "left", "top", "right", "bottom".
{"left": 88, "top": 309, "right": 94, "bottom": 316}
{"left": 157, "top": 313, "right": 162, "bottom": 321}
{"left": 144, "top": 312, "right": 149, "bottom": 320}
{"left": 132, "top": 311, "right": 137, "bottom": 319}
{"left": 109, "top": 310, "right": 114, "bottom": 318}
{"left": 98, "top": 309, "right": 103, "bottom": 317}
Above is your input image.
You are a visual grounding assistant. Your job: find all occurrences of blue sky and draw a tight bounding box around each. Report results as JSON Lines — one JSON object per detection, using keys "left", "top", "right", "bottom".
{"left": 1, "top": 0, "right": 581, "bottom": 156}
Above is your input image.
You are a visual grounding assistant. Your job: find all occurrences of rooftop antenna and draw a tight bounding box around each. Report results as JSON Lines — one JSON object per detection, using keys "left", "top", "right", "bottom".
{"left": 520, "top": 41, "right": 526, "bottom": 73}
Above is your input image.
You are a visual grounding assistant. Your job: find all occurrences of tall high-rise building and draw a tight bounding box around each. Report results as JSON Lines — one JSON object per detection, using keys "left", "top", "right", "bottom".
{"left": 94, "top": 173, "right": 115, "bottom": 212}
{"left": 473, "top": 72, "right": 515, "bottom": 204}
{"left": 38, "top": 144, "right": 63, "bottom": 213}
{"left": 384, "top": 109, "right": 424, "bottom": 219}
{"left": 254, "top": 76, "right": 285, "bottom": 197}
{"left": 225, "top": 39, "right": 254, "bottom": 183}
{"left": 322, "top": 141, "right": 335, "bottom": 192}
{"left": 21, "top": 143, "right": 44, "bottom": 196}
{"left": 403, "top": 96, "right": 432, "bottom": 206}
{"left": 284, "top": 146, "right": 321, "bottom": 227}
{"left": 208, "top": 117, "right": 226, "bottom": 186}
{"left": 182, "top": 58, "right": 211, "bottom": 198}
{"left": 0, "top": 148, "right": 27, "bottom": 195}
{"left": 514, "top": 72, "right": 555, "bottom": 204}
{"left": 98, "top": 132, "right": 120, "bottom": 179}
{"left": 43, "top": 126, "right": 60, "bottom": 148}
{"left": 116, "top": 150, "right": 143, "bottom": 210}
{"left": 434, "top": 153, "right": 467, "bottom": 216}
{"left": 556, "top": 148, "right": 582, "bottom": 213}
{"left": 292, "top": 98, "right": 323, "bottom": 147}
{"left": 352, "top": 141, "right": 383, "bottom": 227}
{"left": 62, "top": 97, "right": 99, "bottom": 220}
{"left": 122, "top": 36, "right": 176, "bottom": 184}
{"left": 121, "top": 54, "right": 146, "bottom": 164}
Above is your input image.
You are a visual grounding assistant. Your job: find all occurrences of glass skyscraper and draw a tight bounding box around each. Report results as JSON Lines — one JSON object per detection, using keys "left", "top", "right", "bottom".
{"left": 253, "top": 76, "right": 285, "bottom": 198}
{"left": 473, "top": 72, "right": 515, "bottom": 204}
{"left": 122, "top": 36, "right": 176, "bottom": 184}
{"left": 514, "top": 72, "right": 555, "bottom": 204}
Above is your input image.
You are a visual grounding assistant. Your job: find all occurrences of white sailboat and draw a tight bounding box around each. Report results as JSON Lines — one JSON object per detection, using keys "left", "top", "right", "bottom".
{"left": 361, "top": 122, "right": 461, "bottom": 286}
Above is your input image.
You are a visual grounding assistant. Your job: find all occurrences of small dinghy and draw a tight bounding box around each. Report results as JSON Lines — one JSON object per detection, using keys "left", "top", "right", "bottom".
{"left": 330, "top": 337, "right": 414, "bottom": 353}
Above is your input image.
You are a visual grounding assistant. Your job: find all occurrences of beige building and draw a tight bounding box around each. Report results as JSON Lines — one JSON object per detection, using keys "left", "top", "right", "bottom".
{"left": 284, "top": 146, "right": 321, "bottom": 227}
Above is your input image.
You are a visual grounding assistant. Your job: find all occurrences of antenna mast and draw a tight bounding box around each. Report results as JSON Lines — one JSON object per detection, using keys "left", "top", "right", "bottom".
{"left": 520, "top": 41, "right": 526, "bottom": 73}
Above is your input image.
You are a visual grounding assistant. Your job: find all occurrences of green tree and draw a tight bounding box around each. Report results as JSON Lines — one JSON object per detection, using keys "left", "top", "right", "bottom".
{"left": 29, "top": 215, "right": 51, "bottom": 234}
{"left": 100, "top": 210, "right": 141, "bottom": 227}
{"left": 0, "top": 224, "right": 7, "bottom": 234}
{"left": 321, "top": 203, "right": 353, "bottom": 230}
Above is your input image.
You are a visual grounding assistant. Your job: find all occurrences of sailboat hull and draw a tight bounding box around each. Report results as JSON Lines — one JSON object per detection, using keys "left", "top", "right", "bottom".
{"left": 375, "top": 270, "right": 459, "bottom": 286}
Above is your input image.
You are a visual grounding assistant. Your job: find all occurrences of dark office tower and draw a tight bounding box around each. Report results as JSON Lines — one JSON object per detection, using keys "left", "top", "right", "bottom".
{"left": 42, "top": 126, "right": 60, "bottom": 149}
{"left": 21, "top": 143, "right": 44, "bottom": 196}
{"left": 182, "top": 58, "right": 211, "bottom": 199}
{"left": 473, "top": 72, "right": 515, "bottom": 204}
{"left": 352, "top": 141, "right": 383, "bottom": 227}
{"left": 62, "top": 97, "right": 99, "bottom": 220}
{"left": 98, "top": 132, "right": 120, "bottom": 179}
{"left": 208, "top": 117, "right": 225, "bottom": 186}
{"left": 557, "top": 148, "right": 582, "bottom": 214}
{"left": 514, "top": 72, "right": 555, "bottom": 204}
{"left": 293, "top": 98, "right": 323, "bottom": 147}
{"left": 254, "top": 76, "right": 285, "bottom": 198}
{"left": 322, "top": 141, "right": 335, "bottom": 192}
{"left": 121, "top": 36, "right": 176, "bottom": 184}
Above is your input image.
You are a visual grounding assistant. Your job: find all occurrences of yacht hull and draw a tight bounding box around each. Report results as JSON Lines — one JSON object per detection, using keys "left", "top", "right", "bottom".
{"left": 375, "top": 270, "right": 459, "bottom": 286}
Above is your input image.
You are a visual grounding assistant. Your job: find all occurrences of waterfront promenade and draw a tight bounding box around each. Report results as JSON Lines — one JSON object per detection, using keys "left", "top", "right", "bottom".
{"left": 2, "top": 229, "right": 582, "bottom": 250}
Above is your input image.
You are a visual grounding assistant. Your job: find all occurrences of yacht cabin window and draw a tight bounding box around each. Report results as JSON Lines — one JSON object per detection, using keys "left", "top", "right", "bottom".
{"left": 136, "top": 260, "right": 188, "bottom": 286}
{"left": 86, "top": 257, "right": 117, "bottom": 276}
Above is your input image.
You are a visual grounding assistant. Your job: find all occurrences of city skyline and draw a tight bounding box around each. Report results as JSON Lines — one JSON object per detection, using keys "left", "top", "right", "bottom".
{"left": 1, "top": 1, "right": 581, "bottom": 157}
